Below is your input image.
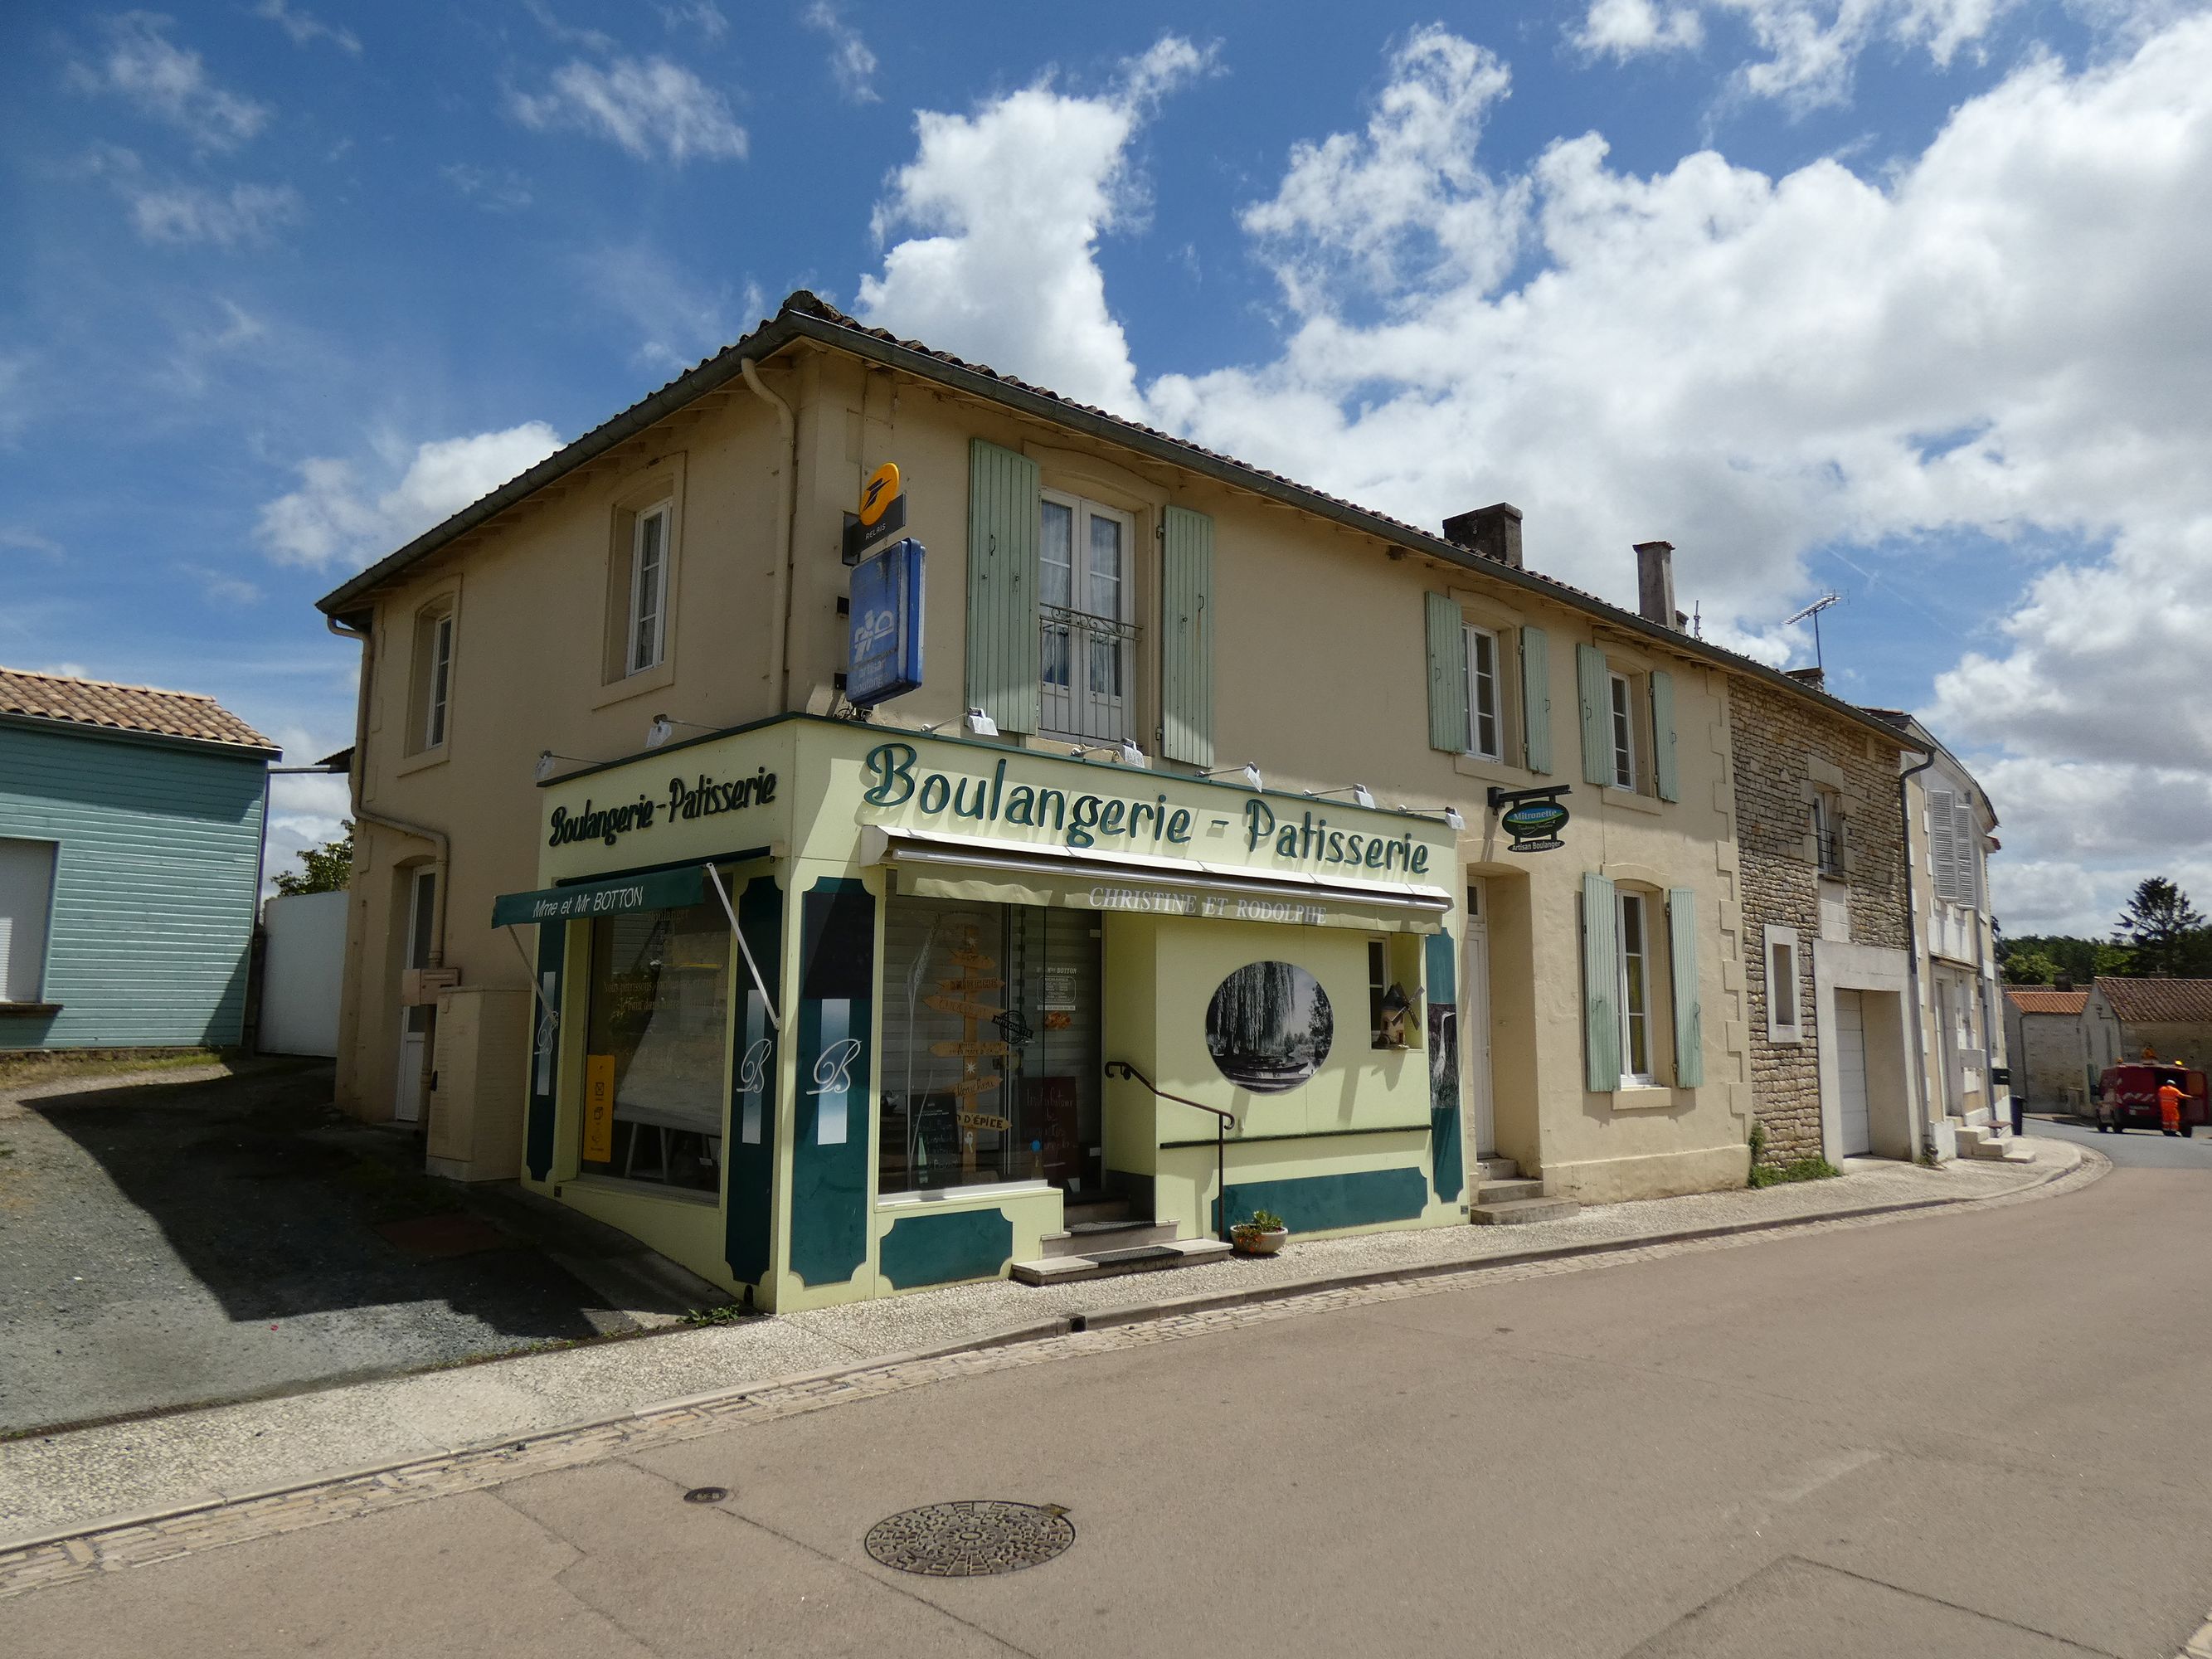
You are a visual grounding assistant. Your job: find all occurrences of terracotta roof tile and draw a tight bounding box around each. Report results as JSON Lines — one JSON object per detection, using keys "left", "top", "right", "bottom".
{"left": 2005, "top": 988, "right": 2088, "bottom": 1015}
{"left": 0, "top": 666, "right": 277, "bottom": 754}
{"left": 2096, "top": 976, "right": 2212, "bottom": 1026}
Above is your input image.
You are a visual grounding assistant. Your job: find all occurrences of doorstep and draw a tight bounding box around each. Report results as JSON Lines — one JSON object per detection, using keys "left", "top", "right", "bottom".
{"left": 1010, "top": 1237, "right": 1232, "bottom": 1284}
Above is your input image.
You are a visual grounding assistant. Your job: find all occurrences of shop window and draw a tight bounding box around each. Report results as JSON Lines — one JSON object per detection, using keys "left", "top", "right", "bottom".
{"left": 0, "top": 837, "right": 57, "bottom": 1005}
{"left": 1465, "top": 624, "right": 1502, "bottom": 761}
{"left": 879, "top": 893, "right": 1101, "bottom": 1196}
{"left": 625, "top": 503, "right": 671, "bottom": 675}
{"left": 1764, "top": 924, "right": 1802, "bottom": 1044}
{"left": 1039, "top": 491, "right": 1138, "bottom": 744}
{"left": 407, "top": 600, "right": 456, "bottom": 755}
{"left": 1367, "top": 935, "right": 1421, "bottom": 1049}
{"left": 580, "top": 902, "right": 730, "bottom": 1194}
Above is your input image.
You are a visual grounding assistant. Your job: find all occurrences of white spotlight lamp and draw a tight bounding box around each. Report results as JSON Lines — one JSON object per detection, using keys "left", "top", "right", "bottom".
{"left": 965, "top": 707, "right": 999, "bottom": 737}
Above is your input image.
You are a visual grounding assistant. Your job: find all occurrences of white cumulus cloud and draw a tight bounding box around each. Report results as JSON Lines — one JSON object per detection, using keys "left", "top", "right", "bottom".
{"left": 856, "top": 36, "right": 1213, "bottom": 416}
{"left": 508, "top": 57, "right": 747, "bottom": 163}
{"left": 257, "top": 423, "right": 564, "bottom": 570}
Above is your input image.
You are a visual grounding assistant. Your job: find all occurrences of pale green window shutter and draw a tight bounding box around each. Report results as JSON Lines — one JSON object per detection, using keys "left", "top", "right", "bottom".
{"left": 1426, "top": 593, "right": 1469, "bottom": 753}
{"left": 1582, "top": 871, "right": 1621, "bottom": 1092}
{"left": 1519, "top": 626, "right": 1551, "bottom": 774}
{"left": 1161, "top": 506, "right": 1214, "bottom": 766}
{"left": 1668, "top": 886, "right": 1703, "bottom": 1087}
{"left": 1650, "top": 668, "right": 1680, "bottom": 802}
{"left": 1577, "top": 644, "right": 1610, "bottom": 787}
{"left": 965, "top": 439, "right": 1041, "bottom": 734}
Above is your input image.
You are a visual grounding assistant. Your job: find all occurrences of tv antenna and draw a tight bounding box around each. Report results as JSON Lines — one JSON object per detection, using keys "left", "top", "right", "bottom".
{"left": 1782, "top": 592, "right": 1844, "bottom": 673}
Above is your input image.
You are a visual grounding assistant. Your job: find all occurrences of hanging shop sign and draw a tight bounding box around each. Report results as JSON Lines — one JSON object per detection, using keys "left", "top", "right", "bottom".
{"left": 846, "top": 537, "right": 926, "bottom": 707}
{"left": 1488, "top": 785, "right": 1573, "bottom": 854}
{"left": 843, "top": 460, "right": 908, "bottom": 562}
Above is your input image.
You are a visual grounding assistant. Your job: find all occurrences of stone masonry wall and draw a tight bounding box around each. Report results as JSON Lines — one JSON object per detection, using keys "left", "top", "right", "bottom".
{"left": 1727, "top": 677, "right": 1910, "bottom": 1163}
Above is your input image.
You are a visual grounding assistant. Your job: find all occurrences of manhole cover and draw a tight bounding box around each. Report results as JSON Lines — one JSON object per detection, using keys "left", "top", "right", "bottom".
{"left": 864, "top": 1501, "right": 1075, "bottom": 1576}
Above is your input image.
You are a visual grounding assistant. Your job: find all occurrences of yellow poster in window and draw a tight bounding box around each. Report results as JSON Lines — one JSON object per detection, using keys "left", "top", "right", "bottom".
{"left": 583, "top": 1054, "right": 616, "bottom": 1162}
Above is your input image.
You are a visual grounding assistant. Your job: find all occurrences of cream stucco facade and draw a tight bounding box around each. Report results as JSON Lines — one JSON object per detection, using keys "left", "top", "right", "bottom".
{"left": 317, "top": 292, "right": 1929, "bottom": 1306}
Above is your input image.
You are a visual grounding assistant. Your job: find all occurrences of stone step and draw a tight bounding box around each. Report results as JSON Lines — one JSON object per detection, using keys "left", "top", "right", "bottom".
{"left": 1470, "top": 1196, "right": 1581, "bottom": 1226}
{"left": 1062, "top": 1197, "right": 1134, "bottom": 1227}
{"left": 1475, "top": 1156, "right": 1520, "bottom": 1182}
{"left": 1041, "top": 1219, "right": 1178, "bottom": 1258}
{"left": 1475, "top": 1178, "right": 1544, "bottom": 1204}
{"left": 1010, "top": 1237, "right": 1232, "bottom": 1285}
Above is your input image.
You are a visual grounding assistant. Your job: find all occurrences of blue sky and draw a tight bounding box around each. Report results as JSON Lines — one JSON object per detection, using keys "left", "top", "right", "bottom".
{"left": 5, "top": 1, "right": 2209, "bottom": 933}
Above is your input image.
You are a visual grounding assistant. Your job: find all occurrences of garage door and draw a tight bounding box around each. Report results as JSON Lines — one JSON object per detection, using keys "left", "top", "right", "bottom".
{"left": 1835, "top": 990, "right": 1871, "bottom": 1155}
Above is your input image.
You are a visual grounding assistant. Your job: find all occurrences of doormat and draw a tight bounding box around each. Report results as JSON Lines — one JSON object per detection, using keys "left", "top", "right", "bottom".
{"left": 372, "top": 1213, "right": 515, "bottom": 1258}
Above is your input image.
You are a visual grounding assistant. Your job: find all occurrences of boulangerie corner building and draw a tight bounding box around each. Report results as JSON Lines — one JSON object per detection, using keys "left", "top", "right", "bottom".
{"left": 314, "top": 291, "right": 1928, "bottom": 1311}
{"left": 0, "top": 667, "right": 277, "bottom": 1050}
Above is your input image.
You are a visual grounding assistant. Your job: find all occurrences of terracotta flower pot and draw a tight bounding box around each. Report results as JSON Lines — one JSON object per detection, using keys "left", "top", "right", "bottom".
{"left": 1232, "top": 1226, "right": 1289, "bottom": 1258}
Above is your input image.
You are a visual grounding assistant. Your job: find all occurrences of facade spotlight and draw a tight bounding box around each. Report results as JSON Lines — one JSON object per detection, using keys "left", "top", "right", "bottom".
{"left": 1306, "top": 783, "right": 1378, "bottom": 810}
{"left": 965, "top": 707, "right": 999, "bottom": 737}
{"left": 1069, "top": 739, "right": 1150, "bottom": 767}
{"left": 534, "top": 750, "right": 557, "bottom": 783}
{"left": 646, "top": 716, "right": 673, "bottom": 749}
{"left": 1203, "top": 761, "right": 1262, "bottom": 791}
{"left": 1445, "top": 805, "right": 1466, "bottom": 831}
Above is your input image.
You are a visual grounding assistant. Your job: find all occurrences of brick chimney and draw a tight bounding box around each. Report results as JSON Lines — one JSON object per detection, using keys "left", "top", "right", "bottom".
{"left": 1442, "top": 503, "right": 1523, "bottom": 568}
{"left": 2055, "top": 974, "right": 2073, "bottom": 991}
{"left": 1635, "top": 541, "right": 1675, "bottom": 627}
{"left": 1784, "top": 665, "right": 1826, "bottom": 693}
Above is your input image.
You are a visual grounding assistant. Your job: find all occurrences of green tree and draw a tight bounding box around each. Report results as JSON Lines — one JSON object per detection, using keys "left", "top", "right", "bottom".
{"left": 2001, "top": 949, "right": 2059, "bottom": 986}
{"left": 2115, "top": 878, "right": 2209, "bottom": 977}
{"left": 274, "top": 822, "right": 354, "bottom": 896}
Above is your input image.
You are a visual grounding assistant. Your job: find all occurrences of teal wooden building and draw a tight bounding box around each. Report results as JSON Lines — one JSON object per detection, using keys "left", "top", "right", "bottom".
{"left": 0, "top": 667, "right": 278, "bottom": 1050}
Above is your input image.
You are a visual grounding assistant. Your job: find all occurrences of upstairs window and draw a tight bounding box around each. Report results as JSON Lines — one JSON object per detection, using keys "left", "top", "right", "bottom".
{"left": 0, "top": 838, "right": 56, "bottom": 1005}
{"left": 626, "top": 503, "right": 670, "bottom": 675}
{"left": 1465, "top": 624, "right": 1502, "bottom": 760}
{"left": 1608, "top": 671, "right": 1637, "bottom": 791}
{"left": 407, "top": 599, "right": 456, "bottom": 756}
{"left": 1039, "top": 492, "right": 1137, "bottom": 744}
{"left": 1812, "top": 788, "right": 1845, "bottom": 878}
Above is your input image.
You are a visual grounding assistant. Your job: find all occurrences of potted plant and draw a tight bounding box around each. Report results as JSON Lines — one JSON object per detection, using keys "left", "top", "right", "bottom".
{"left": 1230, "top": 1209, "right": 1289, "bottom": 1257}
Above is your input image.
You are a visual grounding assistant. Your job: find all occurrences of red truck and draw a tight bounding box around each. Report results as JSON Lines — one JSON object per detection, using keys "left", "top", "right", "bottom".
{"left": 2093, "top": 1062, "right": 2210, "bottom": 1136}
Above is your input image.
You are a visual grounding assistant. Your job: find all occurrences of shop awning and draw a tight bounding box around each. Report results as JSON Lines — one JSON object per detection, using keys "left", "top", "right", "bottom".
{"left": 490, "top": 865, "right": 705, "bottom": 927}
{"left": 862, "top": 826, "right": 1450, "bottom": 933}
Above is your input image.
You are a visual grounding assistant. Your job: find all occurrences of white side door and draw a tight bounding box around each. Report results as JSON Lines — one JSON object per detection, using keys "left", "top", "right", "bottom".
{"left": 1462, "top": 878, "right": 1495, "bottom": 1158}
{"left": 394, "top": 868, "right": 435, "bottom": 1124}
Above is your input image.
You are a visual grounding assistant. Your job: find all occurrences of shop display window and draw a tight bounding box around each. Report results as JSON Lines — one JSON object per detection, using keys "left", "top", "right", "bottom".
{"left": 879, "top": 893, "right": 1101, "bottom": 1196}
{"left": 581, "top": 902, "right": 730, "bottom": 1193}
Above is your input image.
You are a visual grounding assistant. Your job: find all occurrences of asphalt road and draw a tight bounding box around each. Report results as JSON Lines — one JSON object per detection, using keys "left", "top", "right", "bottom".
{"left": 2030, "top": 1112, "right": 2212, "bottom": 1169}
{"left": 7, "top": 1152, "right": 2210, "bottom": 1658}
{"left": 0, "top": 1065, "right": 663, "bottom": 1434}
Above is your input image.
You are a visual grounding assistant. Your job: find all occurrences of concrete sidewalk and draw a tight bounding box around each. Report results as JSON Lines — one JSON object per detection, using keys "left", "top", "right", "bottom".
{"left": 0, "top": 1137, "right": 2088, "bottom": 1547}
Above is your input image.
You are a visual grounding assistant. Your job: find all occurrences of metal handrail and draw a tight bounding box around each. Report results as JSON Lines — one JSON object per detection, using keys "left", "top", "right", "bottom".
{"left": 1104, "top": 1059, "right": 1232, "bottom": 1243}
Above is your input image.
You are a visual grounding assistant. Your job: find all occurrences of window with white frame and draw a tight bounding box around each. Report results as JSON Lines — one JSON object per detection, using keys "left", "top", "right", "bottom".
{"left": 625, "top": 503, "right": 671, "bottom": 675}
{"left": 1465, "top": 624, "right": 1502, "bottom": 760}
{"left": 1617, "top": 889, "right": 1654, "bottom": 1082}
{"left": 1039, "top": 491, "right": 1137, "bottom": 743}
{"left": 1607, "top": 671, "right": 1637, "bottom": 790}
{"left": 409, "top": 601, "right": 455, "bottom": 755}
{"left": 1764, "top": 924, "right": 1802, "bottom": 1042}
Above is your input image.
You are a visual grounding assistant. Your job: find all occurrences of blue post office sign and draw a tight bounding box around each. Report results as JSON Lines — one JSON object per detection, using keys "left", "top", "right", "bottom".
{"left": 848, "top": 537, "right": 925, "bottom": 706}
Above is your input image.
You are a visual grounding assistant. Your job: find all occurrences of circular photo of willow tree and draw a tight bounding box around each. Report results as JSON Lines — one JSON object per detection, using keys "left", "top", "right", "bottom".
{"left": 1206, "top": 961, "right": 1333, "bottom": 1093}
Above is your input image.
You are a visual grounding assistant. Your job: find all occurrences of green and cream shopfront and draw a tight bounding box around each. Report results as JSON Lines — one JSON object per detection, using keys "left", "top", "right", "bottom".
{"left": 498, "top": 715, "right": 1467, "bottom": 1311}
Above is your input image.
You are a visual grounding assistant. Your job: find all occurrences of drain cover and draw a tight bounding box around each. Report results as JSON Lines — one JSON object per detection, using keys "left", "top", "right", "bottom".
{"left": 683, "top": 1486, "right": 729, "bottom": 1504}
{"left": 863, "top": 1501, "right": 1075, "bottom": 1576}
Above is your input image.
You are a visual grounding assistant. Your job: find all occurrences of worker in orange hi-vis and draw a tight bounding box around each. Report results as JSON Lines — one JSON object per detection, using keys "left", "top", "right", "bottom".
{"left": 2158, "top": 1078, "right": 2186, "bottom": 1136}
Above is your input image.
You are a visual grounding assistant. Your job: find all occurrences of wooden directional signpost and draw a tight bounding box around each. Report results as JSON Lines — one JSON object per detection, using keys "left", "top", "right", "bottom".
{"left": 922, "top": 924, "right": 1012, "bottom": 1175}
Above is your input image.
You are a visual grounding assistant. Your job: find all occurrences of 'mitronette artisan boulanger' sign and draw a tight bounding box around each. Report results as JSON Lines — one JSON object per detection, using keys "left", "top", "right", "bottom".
{"left": 860, "top": 742, "right": 1435, "bottom": 880}
{"left": 547, "top": 767, "right": 779, "bottom": 849}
